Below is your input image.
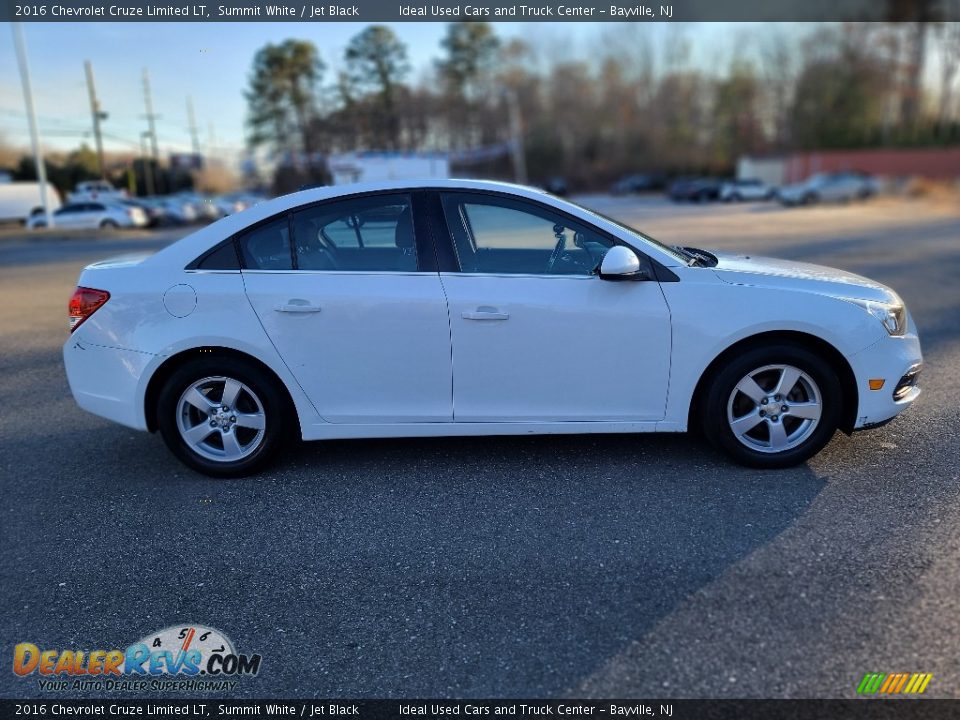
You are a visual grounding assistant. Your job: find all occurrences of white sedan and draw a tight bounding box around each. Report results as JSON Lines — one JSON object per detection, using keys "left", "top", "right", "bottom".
{"left": 719, "top": 178, "right": 775, "bottom": 202}
{"left": 28, "top": 201, "right": 148, "bottom": 230}
{"left": 778, "top": 172, "right": 880, "bottom": 205}
{"left": 63, "top": 180, "right": 922, "bottom": 477}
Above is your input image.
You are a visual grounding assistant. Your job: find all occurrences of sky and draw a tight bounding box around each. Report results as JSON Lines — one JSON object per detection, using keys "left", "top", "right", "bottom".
{"left": 0, "top": 22, "right": 611, "bottom": 161}
{"left": 2, "top": 21, "right": 947, "bottom": 167}
{"left": 2, "top": 21, "right": 754, "bottom": 163}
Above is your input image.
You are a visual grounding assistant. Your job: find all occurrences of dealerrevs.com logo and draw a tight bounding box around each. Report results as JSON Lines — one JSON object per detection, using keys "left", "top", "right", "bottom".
{"left": 13, "top": 625, "right": 262, "bottom": 692}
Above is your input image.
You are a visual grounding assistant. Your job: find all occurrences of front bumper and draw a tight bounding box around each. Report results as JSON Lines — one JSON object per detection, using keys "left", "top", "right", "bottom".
{"left": 846, "top": 331, "right": 923, "bottom": 430}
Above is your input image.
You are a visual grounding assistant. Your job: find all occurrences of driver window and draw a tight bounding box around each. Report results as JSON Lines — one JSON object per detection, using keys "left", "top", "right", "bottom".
{"left": 440, "top": 193, "right": 613, "bottom": 276}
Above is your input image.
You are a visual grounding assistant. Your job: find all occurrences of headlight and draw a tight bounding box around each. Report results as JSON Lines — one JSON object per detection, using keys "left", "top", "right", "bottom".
{"left": 844, "top": 298, "right": 907, "bottom": 336}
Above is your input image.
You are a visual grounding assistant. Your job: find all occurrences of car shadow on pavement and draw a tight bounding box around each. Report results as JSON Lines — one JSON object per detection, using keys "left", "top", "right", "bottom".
{"left": 223, "top": 431, "right": 826, "bottom": 696}
{"left": 1, "top": 402, "right": 827, "bottom": 698}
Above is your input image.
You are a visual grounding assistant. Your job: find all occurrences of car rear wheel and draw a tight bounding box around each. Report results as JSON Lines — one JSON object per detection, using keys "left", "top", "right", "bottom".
{"left": 701, "top": 345, "right": 841, "bottom": 468}
{"left": 100, "top": 219, "right": 118, "bottom": 229}
{"left": 157, "top": 357, "right": 290, "bottom": 477}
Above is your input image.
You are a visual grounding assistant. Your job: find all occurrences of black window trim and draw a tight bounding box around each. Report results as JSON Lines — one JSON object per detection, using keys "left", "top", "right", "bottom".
{"left": 184, "top": 186, "right": 677, "bottom": 281}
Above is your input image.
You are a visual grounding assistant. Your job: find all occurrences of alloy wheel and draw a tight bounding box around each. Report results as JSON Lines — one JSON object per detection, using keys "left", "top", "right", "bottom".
{"left": 175, "top": 376, "right": 266, "bottom": 462}
{"left": 725, "top": 364, "right": 822, "bottom": 454}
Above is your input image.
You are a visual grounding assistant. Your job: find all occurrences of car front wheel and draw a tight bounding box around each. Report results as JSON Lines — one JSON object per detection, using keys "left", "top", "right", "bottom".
{"left": 701, "top": 345, "right": 842, "bottom": 468}
{"left": 157, "top": 357, "right": 290, "bottom": 477}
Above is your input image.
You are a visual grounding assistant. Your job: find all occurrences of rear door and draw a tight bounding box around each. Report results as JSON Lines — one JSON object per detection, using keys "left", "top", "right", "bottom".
{"left": 436, "top": 191, "right": 672, "bottom": 423}
{"left": 240, "top": 192, "right": 453, "bottom": 424}
{"left": 54, "top": 204, "right": 85, "bottom": 228}
{"left": 83, "top": 203, "right": 106, "bottom": 228}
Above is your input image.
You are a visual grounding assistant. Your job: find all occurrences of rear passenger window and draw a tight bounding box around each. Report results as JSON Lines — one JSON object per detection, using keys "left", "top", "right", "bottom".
{"left": 237, "top": 217, "right": 293, "bottom": 270}
{"left": 197, "top": 242, "right": 241, "bottom": 270}
{"left": 291, "top": 194, "right": 416, "bottom": 272}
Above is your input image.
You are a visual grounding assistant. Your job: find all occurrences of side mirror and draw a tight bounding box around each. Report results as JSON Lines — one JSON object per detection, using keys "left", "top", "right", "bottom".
{"left": 599, "top": 246, "right": 648, "bottom": 281}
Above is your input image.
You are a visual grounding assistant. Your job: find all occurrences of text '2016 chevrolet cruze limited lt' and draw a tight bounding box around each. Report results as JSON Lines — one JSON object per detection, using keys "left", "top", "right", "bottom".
{"left": 64, "top": 180, "right": 922, "bottom": 477}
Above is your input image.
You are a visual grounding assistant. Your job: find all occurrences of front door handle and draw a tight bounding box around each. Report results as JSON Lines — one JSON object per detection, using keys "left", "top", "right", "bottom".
{"left": 274, "top": 300, "right": 321, "bottom": 313}
{"left": 462, "top": 308, "right": 509, "bottom": 321}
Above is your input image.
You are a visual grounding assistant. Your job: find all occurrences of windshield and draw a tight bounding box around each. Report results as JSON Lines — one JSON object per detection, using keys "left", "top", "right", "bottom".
{"left": 562, "top": 198, "right": 691, "bottom": 264}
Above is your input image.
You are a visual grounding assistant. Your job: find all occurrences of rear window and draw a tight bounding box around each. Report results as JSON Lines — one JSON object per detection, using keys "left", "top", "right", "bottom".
{"left": 237, "top": 217, "right": 293, "bottom": 270}
{"left": 196, "top": 242, "right": 241, "bottom": 270}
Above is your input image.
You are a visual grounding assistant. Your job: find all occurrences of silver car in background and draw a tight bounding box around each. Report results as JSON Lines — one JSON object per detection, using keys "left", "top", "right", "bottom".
{"left": 778, "top": 172, "right": 880, "bottom": 206}
{"left": 719, "top": 178, "right": 775, "bottom": 202}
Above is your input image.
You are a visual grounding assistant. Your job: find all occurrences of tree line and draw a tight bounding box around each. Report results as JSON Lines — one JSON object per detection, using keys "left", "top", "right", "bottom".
{"left": 248, "top": 21, "right": 960, "bottom": 192}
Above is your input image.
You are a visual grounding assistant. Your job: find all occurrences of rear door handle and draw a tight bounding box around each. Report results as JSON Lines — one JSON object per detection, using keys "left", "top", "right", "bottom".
{"left": 274, "top": 300, "right": 321, "bottom": 313}
{"left": 462, "top": 308, "right": 509, "bottom": 321}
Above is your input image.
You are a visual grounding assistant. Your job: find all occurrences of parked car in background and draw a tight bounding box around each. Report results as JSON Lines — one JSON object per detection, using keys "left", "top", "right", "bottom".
{"left": 27, "top": 201, "right": 148, "bottom": 230}
{"left": 0, "top": 181, "right": 62, "bottom": 223}
{"left": 149, "top": 196, "right": 200, "bottom": 225}
{"left": 68, "top": 180, "right": 127, "bottom": 204}
{"left": 611, "top": 173, "right": 667, "bottom": 194}
{"left": 62, "top": 179, "right": 921, "bottom": 477}
{"left": 120, "top": 199, "right": 165, "bottom": 228}
{"left": 668, "top": 177, "right": 724, "bottom": 202}
{"left": 778, "top": 172, "right": 880, "bottom": 206}
{"left": 177, "top": 192, "right": 224, "bottom": 221}
{"left": 213, "top": 192, "right": 265, "bottom": 217}
{"left": 720, "top": 178, "right": 775, "bottom": 202}
{"left": 543, "top": 177, "right": 569, "bottom": 196}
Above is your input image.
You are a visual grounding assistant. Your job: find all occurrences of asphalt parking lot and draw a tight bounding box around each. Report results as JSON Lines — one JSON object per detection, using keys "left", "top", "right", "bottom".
{"left": 1, "top": 195, "right": 959, "bottom": 699}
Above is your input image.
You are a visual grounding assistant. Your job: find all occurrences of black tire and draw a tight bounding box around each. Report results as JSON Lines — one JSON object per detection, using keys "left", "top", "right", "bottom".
{"left": 100, "top": 219, "right": 118, "bottom": 229}
{"left": 700, "top": 344, "right": 842, "bottom": 469}
{"left": 157, "top": 356, "right": 291, "bottom": 477}
{"left": 803, "top": 192, "right": 819, "bottom": 205}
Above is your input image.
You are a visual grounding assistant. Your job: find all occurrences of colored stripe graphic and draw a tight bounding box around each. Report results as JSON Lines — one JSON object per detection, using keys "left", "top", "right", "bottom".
{"left": 857, "top": 672, "right": 932, "bottom": 695}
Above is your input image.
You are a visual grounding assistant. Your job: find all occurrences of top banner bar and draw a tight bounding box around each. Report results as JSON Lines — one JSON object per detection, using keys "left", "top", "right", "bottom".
{"left": 6, "top": 0, "right": 960, "bottom": 22}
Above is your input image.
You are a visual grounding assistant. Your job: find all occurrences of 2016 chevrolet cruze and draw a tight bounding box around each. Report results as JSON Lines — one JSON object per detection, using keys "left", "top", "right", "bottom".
{"left": 64, "top": 180, "right": 922, "bottom": 477}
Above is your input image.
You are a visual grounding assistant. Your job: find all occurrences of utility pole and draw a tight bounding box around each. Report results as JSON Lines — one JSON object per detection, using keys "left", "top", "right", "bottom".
{"left": 505, "top": 88, "right": 528, "bottom": 185}
{"left": 12, "top": 24, "right": 53, "bottom": 227}
{"left": 140, "top": 131, "right": 155, "bottom": 196}
{"left": 186, "top": 95, "right": 201, "bottom": 158}
{"left": 141, "top": 67, "right": 160, "bottom": 190}
{"left": 84, "top": 60, "right": 107, "bottom": 179}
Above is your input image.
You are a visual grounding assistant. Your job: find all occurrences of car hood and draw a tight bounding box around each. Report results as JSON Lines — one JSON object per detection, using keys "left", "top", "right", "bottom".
{"left": 711, "top": 252, "right": 899, "bottom": 304}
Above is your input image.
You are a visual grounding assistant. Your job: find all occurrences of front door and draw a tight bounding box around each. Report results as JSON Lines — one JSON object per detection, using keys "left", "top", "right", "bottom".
{"left": 437, "top": 192, "right": 672, "bottom": 423}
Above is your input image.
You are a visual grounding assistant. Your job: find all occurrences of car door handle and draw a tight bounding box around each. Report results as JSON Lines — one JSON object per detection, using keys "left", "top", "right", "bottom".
{"left": 462, "top": 308, "right": 509, "bottom": 321}
{"left": 274, "top": 301, "right": 321, "bottom": 313}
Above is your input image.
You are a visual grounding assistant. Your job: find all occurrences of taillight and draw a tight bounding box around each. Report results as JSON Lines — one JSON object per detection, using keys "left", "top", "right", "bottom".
{"left": 68, "top": 287, "right": 110, "bottom": 332}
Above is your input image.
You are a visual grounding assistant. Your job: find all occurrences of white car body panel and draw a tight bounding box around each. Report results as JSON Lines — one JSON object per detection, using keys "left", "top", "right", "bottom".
{"left": 62, "top": 179, "right": 922, "bottom": 450}
{"left": 242, "top": 270, "right": 453, "bottom": 423}
{"left": 438, "top": 272, "right": 671, "bottom": 421}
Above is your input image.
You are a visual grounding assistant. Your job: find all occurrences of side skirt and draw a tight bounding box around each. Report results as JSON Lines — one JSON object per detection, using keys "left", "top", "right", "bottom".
{"left": 300, "top": 421, "right": 685, "bottom": 441}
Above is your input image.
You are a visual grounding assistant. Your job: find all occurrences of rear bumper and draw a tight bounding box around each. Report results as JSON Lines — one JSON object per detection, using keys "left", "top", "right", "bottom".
{"left": 63, "top": 337, "right": 153, "bottom": 431}
{"left": 847, "top": 331, "right": 923, "bottom": 430}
